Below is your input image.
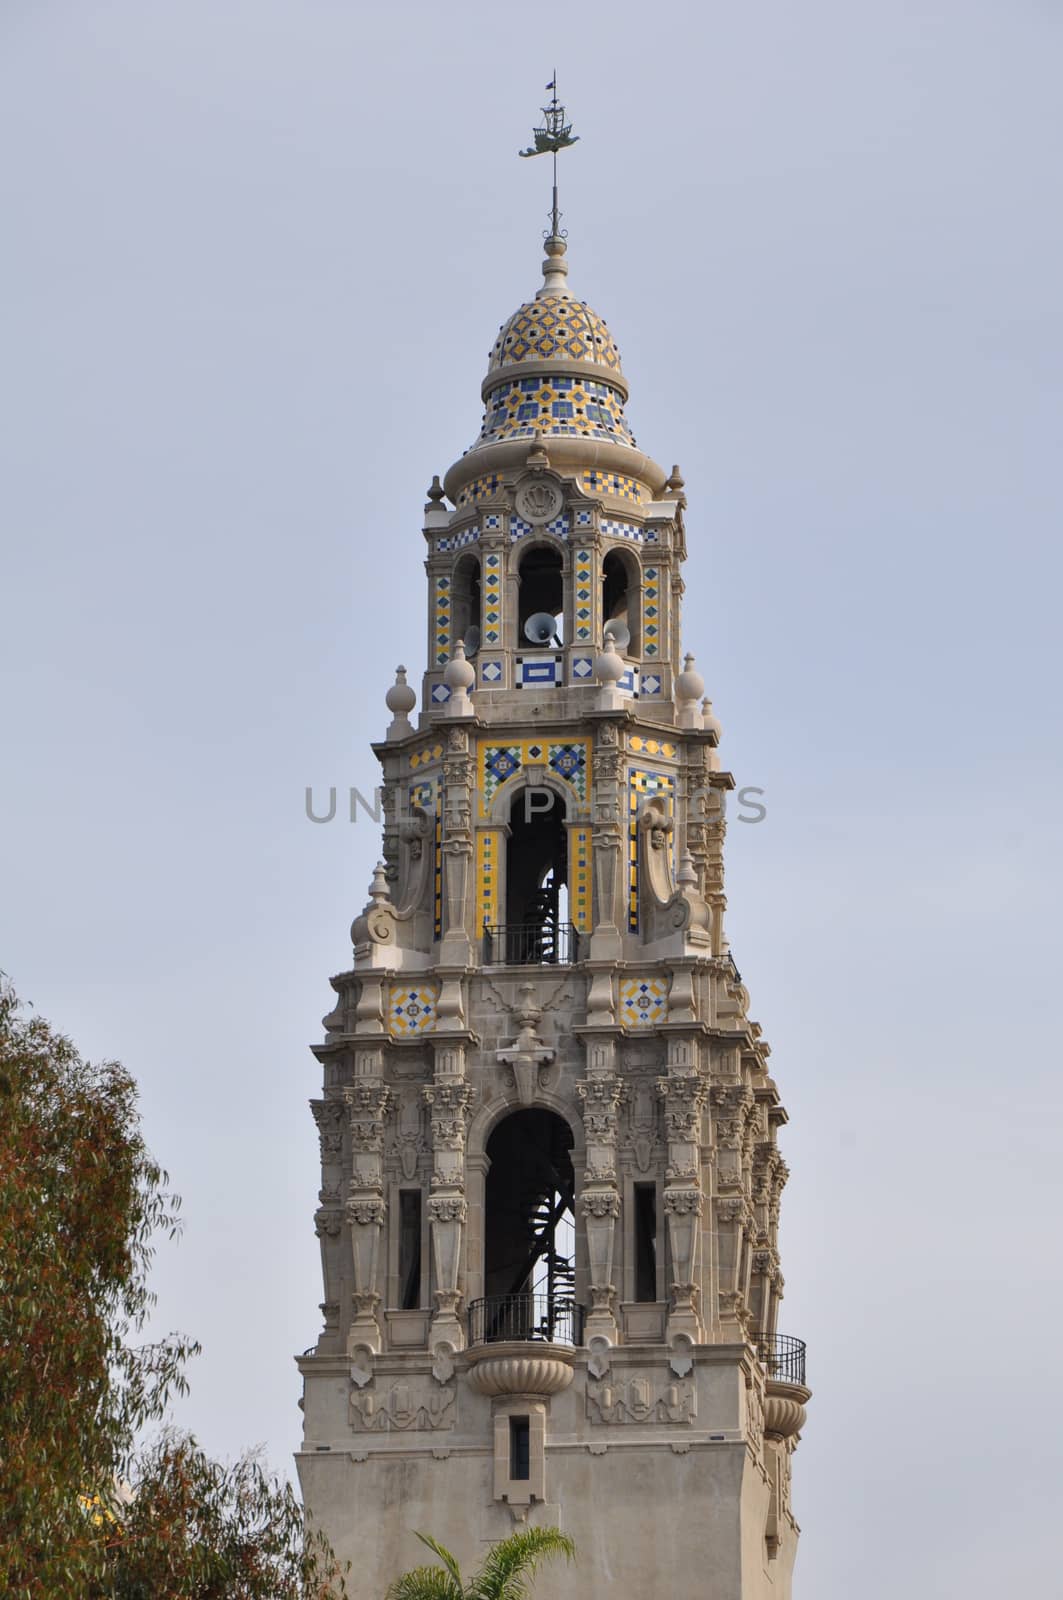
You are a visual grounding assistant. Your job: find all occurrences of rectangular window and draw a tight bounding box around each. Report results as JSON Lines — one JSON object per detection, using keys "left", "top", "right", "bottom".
{"left": 509, "top": 1417, "right": 530, "bottom": 1481}
{"left": 399, "top": 1190, "right": 421, "bottom": 1310}
{"left": 634, "top": 1183, "right": 657, "bottom": 1302}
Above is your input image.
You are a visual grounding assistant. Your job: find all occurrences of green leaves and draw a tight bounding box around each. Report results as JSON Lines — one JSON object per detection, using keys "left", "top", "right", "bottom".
{"left": 0, "top": 979, "right": 347, "bottom": 1599}
{"left": 387, "top": 1527, "right": 575, "bottom": 1600}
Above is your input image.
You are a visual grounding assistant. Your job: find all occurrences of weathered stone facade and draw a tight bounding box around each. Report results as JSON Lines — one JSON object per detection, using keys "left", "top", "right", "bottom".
{"left": 296, "top": 226, "right": 809, "bottom": 1598}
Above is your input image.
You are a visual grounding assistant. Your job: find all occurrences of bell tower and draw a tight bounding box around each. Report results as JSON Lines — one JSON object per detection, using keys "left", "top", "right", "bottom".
{"left": 297, "top": 98, "right": 810, "bottom": 1599}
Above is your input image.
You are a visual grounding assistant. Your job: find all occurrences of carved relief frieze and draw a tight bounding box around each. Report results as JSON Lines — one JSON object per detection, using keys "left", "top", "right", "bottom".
{"left": 349, "top": 1378, "right": 455, "bottom": 1432}
{"left": 586, "top": 1374, "right": 696, "bottom": 1425}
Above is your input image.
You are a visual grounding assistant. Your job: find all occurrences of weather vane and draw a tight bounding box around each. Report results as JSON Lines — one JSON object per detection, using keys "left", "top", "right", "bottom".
{"left": 519, "top": 74, "right": 579, "bottom": 239}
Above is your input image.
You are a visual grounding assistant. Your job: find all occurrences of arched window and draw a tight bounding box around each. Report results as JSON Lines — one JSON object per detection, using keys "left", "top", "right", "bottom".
{"left": 517, "top": 544, "right": 564, "bottom": 647}
{"left": 481, "top": 1109, "right": 576, "bottom": 1343}
{"left": 503, "top": 786, "right": 568, "bottom": 963}
{"left": 452, "top": 553, "right": 481, "bottom": 653}
{"left": 602, "top": 547, "right": 640, "bottom": 655}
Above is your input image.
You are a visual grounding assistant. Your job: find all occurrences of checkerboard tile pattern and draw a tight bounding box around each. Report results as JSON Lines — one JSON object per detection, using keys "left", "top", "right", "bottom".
{"left": 456, "top": 473, "right": 502, "bottom": 506}
{"left": 569, "top": 826, "right": 592, "bottom": 932}
{"left": 580, "top": 469, "right": 646, "bottom": 503}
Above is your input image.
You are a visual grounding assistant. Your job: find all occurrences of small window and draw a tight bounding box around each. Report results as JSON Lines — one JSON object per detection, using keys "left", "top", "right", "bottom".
{"left": 510, "top": 1417, "right": 531, "bottom": 1481}
{"left": 634, "top": 1183, "right": 657, "bottom": 1303}
{"left": 399, "top": 1190, "right": 421, "bottom": 1310}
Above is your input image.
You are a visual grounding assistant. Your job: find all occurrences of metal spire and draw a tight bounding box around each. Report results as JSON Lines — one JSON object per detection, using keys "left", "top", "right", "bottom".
{"left": 519, "top": 74, "right": 579, "bottom": 243}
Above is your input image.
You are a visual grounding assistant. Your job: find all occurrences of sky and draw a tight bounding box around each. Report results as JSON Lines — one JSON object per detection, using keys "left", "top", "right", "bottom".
{"left": 2, "top": 2, "right": 1062, "bottom": 1594}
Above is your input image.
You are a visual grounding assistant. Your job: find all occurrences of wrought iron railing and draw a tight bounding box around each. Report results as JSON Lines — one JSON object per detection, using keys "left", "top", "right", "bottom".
{"left": 467, "top": 1293, "right": 584, "bottom": 1348}
{"left": 482, "top": 922, "right": 579, "bottom": 966}
{"left": 756, "top": 1332, "right": 807, "bottom": 1387}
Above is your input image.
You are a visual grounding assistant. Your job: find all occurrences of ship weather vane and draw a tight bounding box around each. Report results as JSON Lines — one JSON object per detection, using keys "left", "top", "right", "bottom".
{"left": 519, "top": 74, "right": 579, "bottom": 239}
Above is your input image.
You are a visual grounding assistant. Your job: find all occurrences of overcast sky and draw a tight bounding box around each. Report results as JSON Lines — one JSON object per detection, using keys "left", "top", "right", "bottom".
{"left": 3, "top": 3, "right": 1062, "bottom": 1595}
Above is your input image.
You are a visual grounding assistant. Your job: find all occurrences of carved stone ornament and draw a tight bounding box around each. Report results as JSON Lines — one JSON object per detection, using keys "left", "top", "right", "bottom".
{"left": 350, "top": 1379, "right": 455, "bottom": 1432}
{"left": 580, "top": 1190, "right": 622, "bottom": 1220}
{"left": 587, "top": 1375, "right": 696, "bottom": 1425}
{"left": 514, "top": 477, "right": 564, "bottom": 525}
{"left": 346, "top": 1197, "right": 385, "bottom": 1227}
{"left": 427, "top": 1196, "right": 467, "bottom": 1224}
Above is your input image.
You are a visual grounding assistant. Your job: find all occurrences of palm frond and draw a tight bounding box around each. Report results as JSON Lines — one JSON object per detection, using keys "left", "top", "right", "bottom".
{"left": 386, "top": 1562, "right": 463, "bottom": 1600}
{"left": 414, "top": 1531, "right": 464, "bottom": 1588}
{"left": 467, "top": 1527, "right": 575, "bottom": 1600}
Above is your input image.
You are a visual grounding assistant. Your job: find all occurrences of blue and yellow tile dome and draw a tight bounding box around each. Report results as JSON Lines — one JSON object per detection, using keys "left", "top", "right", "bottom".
{"left": 487, "top": 295, "right": 623, "bottom": 377}
{"left": 472, "top": 237, "right": 637, "bottom": 451}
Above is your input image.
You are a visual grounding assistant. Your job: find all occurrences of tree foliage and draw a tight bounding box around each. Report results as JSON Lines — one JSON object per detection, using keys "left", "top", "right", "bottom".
{"left": 386, "top": 1528, "right": 575, "bottom": 1600}
{"left": 0, "top": 979, "right": 345, "bottom": 1598}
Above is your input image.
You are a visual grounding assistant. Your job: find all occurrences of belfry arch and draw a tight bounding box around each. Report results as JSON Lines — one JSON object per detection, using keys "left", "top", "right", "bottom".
{"left": 480, "top": 1108, "right": 577, "bottom": 1342}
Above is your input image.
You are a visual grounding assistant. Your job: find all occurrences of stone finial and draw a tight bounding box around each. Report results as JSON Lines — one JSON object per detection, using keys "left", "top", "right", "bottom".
{"left": 525, "top": 429, "right": 550, "bottom": 472}
{"left": 442, "top": 640, "right": 475, "bottom": 718}
{"left": 424, "top": 475, "right": 446, "bottom": 513}
{"left": 702, "top": 698, "right": 722, "bottom": 741}
{"left": 676, "top": 653, "right": 705, "bottom": 728}
{"left": 664, "top": 464, "right": 687, "bottom": 506}
{"left": 537, "top": 234, "right": 570, "bottom": 298}
{"left": 594, "top": 635, "right": 625, "bottom": 711}
{"left": 350, "top": 860, "right": 397, "bottom": 958}
{"left": 385, "top": 665, "right": 417, "bottom": 740}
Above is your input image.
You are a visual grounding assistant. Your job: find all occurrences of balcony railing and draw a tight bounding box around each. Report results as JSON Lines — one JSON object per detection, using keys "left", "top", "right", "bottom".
{"left": 467, "top": 1293, "right": 584, "bottom": 1348}
{"left": 756, "top": 1332, "right": 807, "bottom": 1387}
{"left": 482, "top": 922, "right": 579, "bottom": 967}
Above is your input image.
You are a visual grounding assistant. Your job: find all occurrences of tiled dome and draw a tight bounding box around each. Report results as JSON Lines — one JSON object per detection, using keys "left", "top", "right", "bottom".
{"left": 487, "top": 295, "right": 624, "bottom": 376}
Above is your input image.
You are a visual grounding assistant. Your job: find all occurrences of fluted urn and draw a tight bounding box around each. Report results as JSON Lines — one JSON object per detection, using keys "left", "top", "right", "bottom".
{"left": 464, "top": 1340, "right": 576, "bottom": 1398}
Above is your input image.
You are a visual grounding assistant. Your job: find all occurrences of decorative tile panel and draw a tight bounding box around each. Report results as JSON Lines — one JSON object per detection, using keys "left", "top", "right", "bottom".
{"left": 628, "top": 736, "right": 677, "bottom": 758}
{"left": 456, "top": 473, "right": 502, "bottom": 506}
{"left": 389, "top": 983, "right": 439, "bottom": 1038}
{"left": 600, "top": 517, "right": 643, "bottom": 543}
{"left": 516, "top": 653, "right": 561, "bottom": 687}
{"left": 477, "top": 373, "right": 636, "bottom": 450}
{"left": 483, "top": 513, "right": 503, "bottom": 531}
{"left": 477, "top": 828, "right": 501, "bottom": 928}
{"left": 580, "top": 469, "right": 646, "bottom": 503}
{"left": 641, "top": 673, "right": 662, "bottom": 697}
{"left": 619, "top": 976, "right": 669, "bottom": 1028}
{"left": 430, "top": 682, "right": 451, "bottom": 704}
{"left": 434, "top": 574, "right": 451, "bottom": 665}
{"left": 548, "top": 742, "right": 589, "bottom": 801}
{"left": 571, "top": 655, "right": 594, "bottom": 681}
{"left": 479, "top": 738, "right": 592, "bottom": 813}
{"left": 574, "top": 508, "right": 594, "bottom": 528}
{"left": 435, "top": 526, "right": 479, "bottom": 554}
{"left": 482, "top": 552, "right": 502, "bottom": 645}
{"left": 643, "top": 566, "right": 660, "bottom": 657}
{"left": 480, "top": 657, "right": 503, "bottom": 685}
{"left": 509, "top": 514, "right": 533, "bottom": 542}
{"left": 628, "top": 769, "right": 676, "bottom": 932}
{"left": 569, "top": 825, "right": 592, "bottom": 933}
{"left": 409, "top": 743, "right": 443, "bottom": 770}
{"left": 409, "top": 776, "right": 443, "bottom": 937}
{"left": 574, "top": 549, "right": 593, "bottom": 640}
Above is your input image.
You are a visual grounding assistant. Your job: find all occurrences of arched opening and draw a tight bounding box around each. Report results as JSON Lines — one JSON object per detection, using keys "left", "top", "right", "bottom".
{"left": 498, "top": 786, "right": 571, "bottom": 964}
{"left": 517, "top": 544, "right": 564, "bottom": 647}
{"left": 478, "top": 1108, "right": 577, "bottom": 1343}
{"left": 602, "top": 547, "right": 639, "bottom": 654}
{"left": 452, "top": 553, "right": 481, "bottom": 654}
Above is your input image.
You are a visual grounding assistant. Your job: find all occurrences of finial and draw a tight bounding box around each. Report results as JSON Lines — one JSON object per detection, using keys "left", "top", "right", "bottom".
{"left": 385, "top": 665, "right": 417, "bottom": 740}
{"left": 665, "top": 465, "right": 687, "bottom": 506}
{"left": 424, "top": 475, "right": 446, "bottom": 513}
{"left": 519, "top": 75, "right": 579, "bottom": 271}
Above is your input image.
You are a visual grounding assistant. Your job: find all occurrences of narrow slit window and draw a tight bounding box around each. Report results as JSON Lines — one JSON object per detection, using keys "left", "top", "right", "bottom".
{"left": 510, "top": 1417, "right": 530, "bottom": 1481}
{"left": 399, "top": 1190, "right": 421, "bottom": 1310}
{"left": 634, "top": 1183, "right": 657, "bottom": 1302}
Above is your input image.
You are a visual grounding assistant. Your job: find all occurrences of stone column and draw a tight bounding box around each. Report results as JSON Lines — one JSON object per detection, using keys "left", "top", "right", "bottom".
{"left": 576, "top": 1036, "right": 624, "bottom": 1342}
{"left": 589, "top": 719, "right": 625, "bottom": 961}
{"left": 439, "top": 725, "right": 474, "bottom": 966}
{"left": 657, "top": 1035, "right": 708, "bottom": 1343}
{"left": 343, "top": 1048, "right": 392, "bottom": 1356}
{"left": 423, "top": 1041, "right": 474, "bottom": 1354}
